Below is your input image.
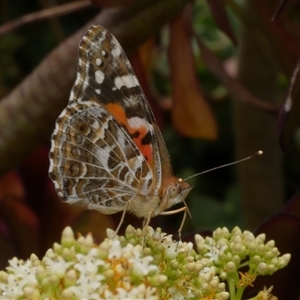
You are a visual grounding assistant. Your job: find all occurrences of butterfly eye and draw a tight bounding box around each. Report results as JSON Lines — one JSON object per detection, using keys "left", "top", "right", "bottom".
{"left": 167, "top": 184, "right": 179, "bottom": 199}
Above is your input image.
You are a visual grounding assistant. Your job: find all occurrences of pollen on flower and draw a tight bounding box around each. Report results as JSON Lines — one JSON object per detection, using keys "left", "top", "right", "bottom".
{"left": 236, "top": 272, "right": 256, "bottom": 288}
{"left": 254, "top": 286, "right": 278, "bottom": 300}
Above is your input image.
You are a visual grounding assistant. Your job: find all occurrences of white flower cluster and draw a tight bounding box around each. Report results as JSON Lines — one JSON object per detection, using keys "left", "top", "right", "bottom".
{"left": 0, "top": 225, "right": 290, "bottom": 300}
{"left": 195, "top": 227, "right": 291, "bottom": 279}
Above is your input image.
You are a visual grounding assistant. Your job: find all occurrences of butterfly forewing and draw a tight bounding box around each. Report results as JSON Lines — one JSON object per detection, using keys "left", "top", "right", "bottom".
{"left": 72, "top": 26, "right": 172, "bottom": 189}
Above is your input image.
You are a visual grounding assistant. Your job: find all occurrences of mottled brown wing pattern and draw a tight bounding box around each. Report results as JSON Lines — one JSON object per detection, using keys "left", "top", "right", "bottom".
{"left": 68, "top": 25, "right": 174, "bottom": 190}
{"left": 49, "top": 25, "right": 192, "bottom": 221}
{"left": 48, "top": 26, "right": 161, "bottom": 216}
{"left": 49, "top": 100, "right": 153, "bottom": 214}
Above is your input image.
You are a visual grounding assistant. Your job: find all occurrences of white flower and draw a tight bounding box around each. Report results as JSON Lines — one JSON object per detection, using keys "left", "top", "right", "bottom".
{"left": 0, "top": 225, "right": 291, "bottom": 300}
{"left": 204, "top": 238, "right": 227, "bottom": 264}
{"left": 75, "top": 249, "right": 105, "bottom": 292}
{"left": 64, "top": 285, "right": 101, "bottom": 300}
{"left": 75, "top": 249, "right": 104, "bottom": 277}
{"left": 0, "top": 273, "right": 27, "bottom": 298}
{"left": 167, "top": 287, "right": 186, "bottom": 300}
{"left": 126, "top": 284, "right": 158, "bottom": 299}
{"left": 161, "top": 234, "right": 179, "bottom": 259}
{"left": 108, "top": 240, "right": 123, "bottom": 259}
{"left": 6, "top": 257, "right": 37, "bottom": 285}
{"left": 198, "top": 267, "right": 218, "bottom": 291}
{"left": 128, "top": 252, "right": 157, "bottom": 276}
{"left": 43, "top": 256, "right": 73, "bottom": 278}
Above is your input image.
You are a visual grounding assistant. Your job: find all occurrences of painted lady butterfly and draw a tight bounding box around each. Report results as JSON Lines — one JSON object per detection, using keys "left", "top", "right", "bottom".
{"left": 49, "top": 25, "right": 192, "bottom": 235}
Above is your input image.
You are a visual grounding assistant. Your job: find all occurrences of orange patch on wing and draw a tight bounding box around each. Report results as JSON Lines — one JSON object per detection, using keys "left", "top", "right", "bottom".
{"left": 105, "top": 103, "right": 128, "bottom": 125}
{"left": 133, "top": 124, "right": 153, "bottom": 166}
{"left": 105, "top": 103, "right": 153, "bottom": 165}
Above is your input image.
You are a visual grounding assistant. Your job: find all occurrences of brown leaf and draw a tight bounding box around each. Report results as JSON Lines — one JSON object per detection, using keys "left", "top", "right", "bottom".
{"left": 169, "top": 8, "right": 218, "bottom": 140}
{"left": 137, "top": 38, "right": 156, "bottom": 76}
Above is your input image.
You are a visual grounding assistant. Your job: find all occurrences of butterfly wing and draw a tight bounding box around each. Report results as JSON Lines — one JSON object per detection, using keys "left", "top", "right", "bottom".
{"left": 70, "top": 25, "right": 174, "bottom": 191}
{"left": 49, "top": 100, "right": 155, "bottom": 214}
{"left": 49, "top": 26, "right": 173, "bottom": 216}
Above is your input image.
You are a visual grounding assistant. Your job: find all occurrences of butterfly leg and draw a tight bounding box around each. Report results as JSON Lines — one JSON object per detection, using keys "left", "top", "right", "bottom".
{"left": 160, "top": 206, "right": 187, "bottom": 239}
{"left": 114, "top": 201, "right": 130, "bottom": 238}
{"left": 142, "top": 209, "right": 155, "bottom": 231}
{"left": 140, "top": 209, "right": 155, "bottom": 246}
{"left": 178, "top": 199, "right": 192, "bottom": 239}
{"left": 160, "top": 199, "right": 191, "bottom": 239}
{"left": 177, "top": 207, "right": 188, "bottom": 240}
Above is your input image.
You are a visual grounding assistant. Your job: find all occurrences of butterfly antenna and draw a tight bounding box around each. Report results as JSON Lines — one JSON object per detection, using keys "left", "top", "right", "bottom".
{"left": 183, "top": 150, "right": 263, "bottom": 182}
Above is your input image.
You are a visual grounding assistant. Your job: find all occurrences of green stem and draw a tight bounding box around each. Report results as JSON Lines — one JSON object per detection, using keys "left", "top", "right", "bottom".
{"left": 235, "top": 287, "right": 245, "bottom": 300}
{"left": 228, "top": 278, "right": 236, "bottom": 300}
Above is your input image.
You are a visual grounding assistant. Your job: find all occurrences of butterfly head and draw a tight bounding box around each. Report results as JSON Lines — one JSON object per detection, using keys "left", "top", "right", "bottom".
{"left": 161, "top": 178, "right": 192, "bottom": 212}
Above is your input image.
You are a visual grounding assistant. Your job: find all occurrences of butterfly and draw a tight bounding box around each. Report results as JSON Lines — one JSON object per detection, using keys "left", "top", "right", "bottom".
{"left": 48, "top": 25, "right": 192, "bottom": 236}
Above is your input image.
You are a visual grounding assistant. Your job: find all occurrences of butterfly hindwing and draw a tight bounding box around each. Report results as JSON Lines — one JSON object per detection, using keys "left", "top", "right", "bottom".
{"left": 49, "top": 100, "right": 155, "bottom": 214}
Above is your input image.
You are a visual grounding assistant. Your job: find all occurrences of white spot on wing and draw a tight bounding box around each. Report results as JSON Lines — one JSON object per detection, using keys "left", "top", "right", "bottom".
{"left": 69, "top": 90, "right": 75, "bottom": 101}
{"left": 48, "top": 159, "right": 54, "bottom": 172}
{"left": 51, "top": 122, "right": 61, "bottom": 140}
{"left": 95, "top": 58, "right": 102, "bottom": 66}
{"left": 95, "top": 70, "right": 105, "bottom": 84}
{"left": 127, "top": 116, "right": 150, "bottom": 130}
{"left": 57, "top": 189, "right": 64, "bottom": 198}
{"left": 114, "top": 75, "right": 139, "bottom": 90}
{"left": 74, "top": 71, "right": 82, "bottom": 86}
{"left": 111, "top": 37, "right": 122, "bottom": 57}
